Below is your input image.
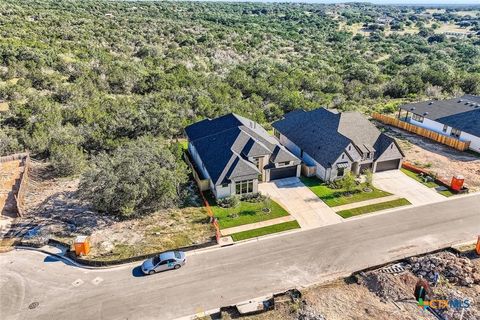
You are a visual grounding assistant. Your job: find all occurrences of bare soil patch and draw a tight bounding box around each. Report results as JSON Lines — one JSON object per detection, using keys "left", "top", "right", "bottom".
{"left": 240, "top": 251, "right": 479, "bottom": 320}
{"left": 376, "top": 123, "right": 480, "bottom": 191}
{"left": 13, "top": 161, "right": 214, "bottom": 260}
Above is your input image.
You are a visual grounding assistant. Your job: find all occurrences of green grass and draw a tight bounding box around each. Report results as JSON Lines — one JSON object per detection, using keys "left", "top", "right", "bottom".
{"left": 400, "top": 168, "right": 455, "bottom": 197}
{"left": 207, "top": 195, "right": 290, "bottom": 229}
{"left": 230, "top": 221, "right": 300, "bottom": 241}
{"left": 300, "top": 176, "right": 391, "bottom": 207}
{"left": 337, "top": 198, "right": 411, "bottom": 218}
{"left": 400, "top": 168, "right": 438, "bottom": 188}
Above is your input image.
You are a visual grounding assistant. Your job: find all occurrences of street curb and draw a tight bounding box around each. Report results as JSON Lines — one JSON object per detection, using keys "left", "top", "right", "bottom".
{"left": 173, "top": 238, "right": 474, "bottom": 320}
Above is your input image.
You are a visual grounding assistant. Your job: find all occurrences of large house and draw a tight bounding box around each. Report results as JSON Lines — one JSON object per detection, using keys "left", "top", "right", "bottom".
{"left": 272, "top": 108, "right": 404, "bottom": 182}
{"left": 185, "top": 113, "right": 301, "bottom": 199}
{"left": 398, "top": 95, "right": 480, "bottom": 153}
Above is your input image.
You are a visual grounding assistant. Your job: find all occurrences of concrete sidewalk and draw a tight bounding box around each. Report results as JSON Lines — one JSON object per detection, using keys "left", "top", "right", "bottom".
{"left": 332, "top": 195, "right": 402, "bottom": 212}
{"left": 220, "top": 215, "right": 295, "bottom": 236}
{"left": 259, "top": 177, "right": 343, "bottom": 229}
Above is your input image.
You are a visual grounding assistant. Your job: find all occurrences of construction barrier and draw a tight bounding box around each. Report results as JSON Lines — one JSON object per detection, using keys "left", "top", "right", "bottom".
{"left": 199, "top": 189, "right": 222, "bottom": 243}
{"left": 372, "top": 113, "right": 471, "bottom": 151}
{"left": 401, "top": 162, "right": 468, "bottom": 194}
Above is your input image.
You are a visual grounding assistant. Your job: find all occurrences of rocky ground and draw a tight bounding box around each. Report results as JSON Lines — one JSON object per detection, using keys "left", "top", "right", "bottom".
{"left": 6, "top": 161, "right": 214, "bottom": 260}
{"left": 377, "top": 123, "right": 480, "bottom": 192}
{"left": 229, "top": 250, "right": 479, "bottom": 320}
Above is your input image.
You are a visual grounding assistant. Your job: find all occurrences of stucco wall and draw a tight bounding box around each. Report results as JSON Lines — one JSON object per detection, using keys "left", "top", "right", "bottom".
{"left": 460, "top": 131, "right": 480, "bottom": 152}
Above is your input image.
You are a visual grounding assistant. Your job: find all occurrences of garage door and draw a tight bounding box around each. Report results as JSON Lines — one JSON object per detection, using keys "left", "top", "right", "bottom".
{"left": 269, "top": 166, "right": 297, "bottom": 180}
{"left": 375, "top": 159, "right": 400, "bottom": 172}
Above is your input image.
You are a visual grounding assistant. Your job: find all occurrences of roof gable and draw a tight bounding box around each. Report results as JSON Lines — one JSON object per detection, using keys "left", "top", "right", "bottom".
{"left": 188, "top": 113, "right": 299, "bottom": 185}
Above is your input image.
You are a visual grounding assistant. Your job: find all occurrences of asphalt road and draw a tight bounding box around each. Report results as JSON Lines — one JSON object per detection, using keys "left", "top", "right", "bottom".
{"left": 1, "top": 194, "right": 479, "bottom": 320}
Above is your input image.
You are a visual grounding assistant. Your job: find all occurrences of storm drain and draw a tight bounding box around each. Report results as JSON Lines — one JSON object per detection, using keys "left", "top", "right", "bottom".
{"left": 380, "top": 264, "right": 406, "bottom": 274}
{"left": 28, "top": 302, "right": 39, "bottom": 310}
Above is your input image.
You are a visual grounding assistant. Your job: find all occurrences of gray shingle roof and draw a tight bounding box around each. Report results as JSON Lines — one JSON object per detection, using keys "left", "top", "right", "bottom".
{"left": 400, "top": 95, "right": 480, "bottom": 137}
{"left": 273, "top": 108, "right": 402, "bottom": 168}
{"left": 185, "top": 113, "right": 299, "bottom": 185}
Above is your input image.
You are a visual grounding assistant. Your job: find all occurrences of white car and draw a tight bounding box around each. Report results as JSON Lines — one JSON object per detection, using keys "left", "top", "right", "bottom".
{"left": 141, "top": 251, "right": 186, "bottom": 275}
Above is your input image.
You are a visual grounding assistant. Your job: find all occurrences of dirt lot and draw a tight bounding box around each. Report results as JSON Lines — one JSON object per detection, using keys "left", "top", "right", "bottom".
{"left": 377, "top": 123, "right": 480, "bottom": 192}
{"left": 228, "top": 250, "right": 480, "bottom": 320}
{"left": 9, "top": 161, "right": 214, "bottom": 260}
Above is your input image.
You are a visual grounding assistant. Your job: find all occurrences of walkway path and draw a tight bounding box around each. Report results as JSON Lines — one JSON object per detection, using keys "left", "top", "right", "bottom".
{"left": 220, "top": 215, "right": 295, "bottom": 236}
{"left": 258, "top": 177, "right": 343, "bottom": 229}
{"left": 332, "top": 194, "right": 402, "bottom": 212}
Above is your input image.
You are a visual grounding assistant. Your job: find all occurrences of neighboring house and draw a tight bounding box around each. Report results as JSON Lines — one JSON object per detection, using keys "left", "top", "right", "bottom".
{"left": 398, "top": 95, "right": 480, "bottom": 153}
{"left": 272, "top": 108, "right": 404, "bottom": 182}
{"left": 185, "top": 113, "right": 301, "bottom": 199}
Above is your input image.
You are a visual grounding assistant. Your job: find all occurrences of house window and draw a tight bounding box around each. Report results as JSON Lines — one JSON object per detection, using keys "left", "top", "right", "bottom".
{"left": 451, "top": 128, "right": 461, "bottom": 138}
{"left": 274, "top": 129, "right": 280, "bottom": 139}
{"left": 337, "top": 168, "right": 345, "bottom": 177}
{"left": 341, "top": 154, "right": 345, "bottom": 159}
{"left": 235, "top": 180, "right": 254, "bottom": 195}
{"left": 221, "top": 183, "right": 229, "bottom": 188}
{"left": 348, "top": 145, "right": 351, "bottom": 151}
{"left": 442, "top": 124, "right": 448, "bottom": 133}
{"left": 412, "top": 114, "right": 424, "bottom": 123}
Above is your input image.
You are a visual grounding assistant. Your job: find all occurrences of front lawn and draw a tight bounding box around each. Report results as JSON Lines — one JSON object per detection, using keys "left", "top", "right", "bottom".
{"left": 230, "top": 221, "right": 300, "bottom": 241}
{"left": 400, "top": 168, "right": 454, "bottom": 197}
{"left": 300, "top": 176, "right": 391, "bottom": 207}
{"left": 206, "top": 194, "right": 290, "bottom": 229}
{"left": 336, "top": 198, "right": 411, "bottom": 218}
{"left": 400, "top": 168, "right": 438, "bottom": 188}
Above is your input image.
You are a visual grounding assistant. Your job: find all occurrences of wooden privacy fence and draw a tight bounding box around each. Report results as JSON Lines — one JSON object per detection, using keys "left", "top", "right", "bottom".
{"left": 0, "top": 152, "right": 30, "bottom": 217}
{"left": 372, "top": 113, "right": 471, "bottom": 151}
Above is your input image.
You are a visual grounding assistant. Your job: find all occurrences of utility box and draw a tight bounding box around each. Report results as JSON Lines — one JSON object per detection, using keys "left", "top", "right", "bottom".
{"left": 74, "top": 236, "right": 90, "bottom": 256}
{"left": 450, "top": 175, "right": 465, "bottom": 192}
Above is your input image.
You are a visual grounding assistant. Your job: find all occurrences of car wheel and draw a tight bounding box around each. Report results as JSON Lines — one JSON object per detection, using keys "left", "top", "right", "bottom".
{"left": 148, "top": 270, "right": 155, "bottom": 275}
{"left": 174, "top": 264, "right": 181, "bottom": 270}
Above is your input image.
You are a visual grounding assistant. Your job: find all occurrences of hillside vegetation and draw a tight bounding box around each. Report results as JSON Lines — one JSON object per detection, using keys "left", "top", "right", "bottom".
{"left": 0, "top": 1, "right": 479, "bottom": 215}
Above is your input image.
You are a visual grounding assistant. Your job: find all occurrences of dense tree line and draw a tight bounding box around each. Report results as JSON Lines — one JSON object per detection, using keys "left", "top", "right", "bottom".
{"left": 0, "top": 0, "right": 478, "bottom": 215}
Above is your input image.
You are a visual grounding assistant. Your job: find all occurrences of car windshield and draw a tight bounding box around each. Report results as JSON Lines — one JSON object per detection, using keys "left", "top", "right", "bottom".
{"left": 174, "top": 251, "right": 181, "bottom": 259}
{"left": 152, "top": 256, "right": 161, "bottom": 265}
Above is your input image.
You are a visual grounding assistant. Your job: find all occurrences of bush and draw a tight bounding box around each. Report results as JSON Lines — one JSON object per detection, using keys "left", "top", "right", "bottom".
{"left": 78, "top": 136, "right": 188, "bottom": 218}
{"left": 364, "top": 169, "right": 373, "bottom": 187}
{"left": 50, "top": 144, "right": 87, "bottom": 177}
{"left": 217, "top": 195, "right": 240, "bottom": 208}
{"left": 241, "top": 193, "right": 268, "bottom": 203}
{"left": 339, "top": 172, "right": 358, "bottom": 194}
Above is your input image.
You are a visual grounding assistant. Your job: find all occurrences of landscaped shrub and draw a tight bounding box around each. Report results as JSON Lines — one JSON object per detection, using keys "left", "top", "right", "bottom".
{"left": 339, "top": 172, "right": 358, "bottom": 194}
{"left": 241, "top": 193, "right": 268, "bottom": 203}
{"left": 217, "top": 195, "right": 240, "bottom": 208}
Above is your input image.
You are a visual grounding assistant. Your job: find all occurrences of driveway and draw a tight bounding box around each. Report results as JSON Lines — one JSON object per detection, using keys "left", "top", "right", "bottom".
{"left": 373, "top": 170, "right": 445, "bottom": 206}
{"left": 258, "top": 177, "right": 343, "bottom": 229}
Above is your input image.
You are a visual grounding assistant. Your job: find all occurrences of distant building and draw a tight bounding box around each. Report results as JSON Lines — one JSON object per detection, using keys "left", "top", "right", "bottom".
{"left": 398, "top": 95, "right": 480, "bottom": 153}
